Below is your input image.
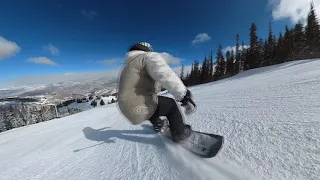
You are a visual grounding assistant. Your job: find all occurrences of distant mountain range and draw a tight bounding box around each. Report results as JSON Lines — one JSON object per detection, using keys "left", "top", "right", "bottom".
{"left": 0, "top": 77, "right": 118, "bottom": 104}
{"left": 0, "top": 64, "right": 191, "bottom": 104}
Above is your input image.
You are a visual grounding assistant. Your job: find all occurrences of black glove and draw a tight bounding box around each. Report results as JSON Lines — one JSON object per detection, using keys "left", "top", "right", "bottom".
{"left": 151, "top": 117, "right": 170, "bottom": 135}
{"left": 180, "top": 89, "right": 196, "bottom": 115}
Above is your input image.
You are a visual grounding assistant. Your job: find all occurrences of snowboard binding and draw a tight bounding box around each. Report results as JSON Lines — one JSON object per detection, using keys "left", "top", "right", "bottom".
{"left": 152, "top": 117, "right": 172, "bottom": 138}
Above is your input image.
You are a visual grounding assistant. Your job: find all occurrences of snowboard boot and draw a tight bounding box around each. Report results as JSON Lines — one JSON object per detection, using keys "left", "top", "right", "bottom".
{"left": 151, "top": 117, "right": 172, "bottom": 137}
{"left": 171, "top": 124, "right": 192, "bottom": 143}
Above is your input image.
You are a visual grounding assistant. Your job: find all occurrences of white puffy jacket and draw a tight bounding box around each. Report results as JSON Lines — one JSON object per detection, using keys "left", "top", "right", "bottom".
{"left": 117, "top": 50, "right": 187, "bottom": 124}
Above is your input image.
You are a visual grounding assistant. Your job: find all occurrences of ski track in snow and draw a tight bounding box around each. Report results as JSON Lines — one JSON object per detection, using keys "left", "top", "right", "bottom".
{"left": 1, "top": 59, "right": 320, "bottom": 180}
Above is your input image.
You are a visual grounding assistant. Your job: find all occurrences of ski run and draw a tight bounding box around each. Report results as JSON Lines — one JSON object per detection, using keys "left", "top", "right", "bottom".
{"left": 1, "top": 59, "right": 320, "bottom": 180}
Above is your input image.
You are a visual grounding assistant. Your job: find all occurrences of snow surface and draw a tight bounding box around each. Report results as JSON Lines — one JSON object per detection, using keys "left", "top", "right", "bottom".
{"left": 1, "top": 59, "right": 320, "bottom": 180}
{"left": 0, "top": 101, "right": 11, "bottom": 105}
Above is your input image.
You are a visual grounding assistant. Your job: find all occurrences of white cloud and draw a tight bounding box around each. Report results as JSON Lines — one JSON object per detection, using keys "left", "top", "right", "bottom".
{"left": 27, "top": 57, "right": 57, "bottom": 66}
{"left": 43, "top": 43, "right": 59, "bottom": 56}
{"left": 191, "top": 33, "right": 211, "bottom": 45}
{"left": 223, "top": 45, "right": 250, "bottom": 54}
{"left": 97, "top": 59, "right": 118, "bottom": 65}
{"left": 81, "top": 9, "right": 98, "bottom": 19}
{"left": 160, "top": 52, "right": 183, "bottom": 65}
{"left": 0, "top": 36, "right": 21, "bottom": 60}
{"left": 270, "top": 0, "right": 320, "bottom": 24}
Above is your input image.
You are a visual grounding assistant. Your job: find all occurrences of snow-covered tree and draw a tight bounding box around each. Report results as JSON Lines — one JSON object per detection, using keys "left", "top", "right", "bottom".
{"left": 100, "top": 99, "right": 105, "bottom": 106}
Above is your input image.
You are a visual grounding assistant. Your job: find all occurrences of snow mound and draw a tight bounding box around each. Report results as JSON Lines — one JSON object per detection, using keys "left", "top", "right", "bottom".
{"left": 1, "top": 59, "right": 320, "bottom": 180}
{"left": 101, "top": 96, "right": 117, "bottom": 103}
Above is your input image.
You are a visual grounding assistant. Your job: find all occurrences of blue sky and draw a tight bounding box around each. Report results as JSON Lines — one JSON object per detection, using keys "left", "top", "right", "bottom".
{"left": 0, "top": 0, "right": 315, "bottom": 87}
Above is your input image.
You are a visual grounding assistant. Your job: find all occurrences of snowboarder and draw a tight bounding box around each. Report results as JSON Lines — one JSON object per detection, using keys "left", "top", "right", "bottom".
{"left": 117, "top": 42, "right": 197, "bottom": 143}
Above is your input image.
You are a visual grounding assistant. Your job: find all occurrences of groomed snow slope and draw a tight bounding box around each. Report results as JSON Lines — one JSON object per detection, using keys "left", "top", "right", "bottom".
{"left": 1, "top": 59, "right": 320, "bottom": 180}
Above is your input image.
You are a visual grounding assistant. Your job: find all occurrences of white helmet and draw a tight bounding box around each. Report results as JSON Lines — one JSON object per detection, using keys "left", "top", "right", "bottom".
{"left": 128, "top": 42, "right": 153, "bottom": 52}
{"left": 138, "top": 42, "right": 153, "bottom": 51}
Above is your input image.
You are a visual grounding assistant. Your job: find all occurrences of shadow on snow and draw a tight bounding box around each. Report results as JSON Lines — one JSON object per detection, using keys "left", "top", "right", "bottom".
{"left": 74, "top": 124, "right": 160, "bottom": 152}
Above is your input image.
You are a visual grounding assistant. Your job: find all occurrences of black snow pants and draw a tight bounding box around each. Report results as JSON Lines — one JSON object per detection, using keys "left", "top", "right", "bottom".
{"left": 149, "top": 96, "right": 185, "bottom": 134}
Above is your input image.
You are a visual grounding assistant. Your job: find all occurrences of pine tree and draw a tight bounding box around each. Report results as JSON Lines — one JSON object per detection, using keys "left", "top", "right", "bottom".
{"left": 213, "top": 44, "right": 225, "bottom": 80}
{"left": 187, "top": 63, "right": 195, "bottom": 85}
{"left": 200, "top": 56, "right": 210, "bottom": 83}
{"left": 275, "top": 32, "right": 286, "bottom": 63}
{"left": 225, "top": 50, "right": 235, "bottom": 76}
{"left": 284, "top": 25, "right": 294, "bottom": 61}
{"left": 245, "top": 48, "right": 250, "bottom": 68}
{"left": 256, "top": 38, "right": 265, "bottom": 67}
{"left": 184, "top": 72, "right": 190, "bottom": 86}
{"left": 246, "top": 23, "right": 259, "bottom": 70}
{"left": 235, "top": 34, "right": 240, "bottom": 73}
{"left": 293, "top": 21, "right": 305, "bottom": 58}
{"left": 305, "top": 2, "right": 320, "bottom": 58}
{"left": 200, "top": 57, "right": 206, "bottom": 83}
{"left": 225, "top": 50, "right": 231, "bottom": 71}
{"left": 209, "top": 50, "right": 214, "bottom": 79}
{"left": 100, "top": 99, "right": 105, "bottom": 106}
{"left": 91, "top": 100, "right": 97, "bottom": 107}
{"left": 239, "top": 41, "right": 246, "bottom": 72}
{"left": 189, "top": 63, "right": 194, "bottom": 85}
{"left": 180, "top": 63, "right": 185, "bottom": 80}
{"left": 190, "top": 64, "right": 194, "bottom": 78}
{"left": 191, "top": 60, "right": 201, "bottom": 85}
{"left": 111, "top": 98, "right": 116, "bottom": 103}
{"left": 231, "top": 50, "right": 235, "bottom": 65}
{"left": 264, "top": 22, "right": 276, "bottom": 66}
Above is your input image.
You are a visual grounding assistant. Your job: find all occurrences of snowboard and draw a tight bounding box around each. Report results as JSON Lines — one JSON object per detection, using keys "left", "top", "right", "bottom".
{"left": 157, "top": 124, "right": 224, "bottom": 158}
{"left": 189, "top": 130, "right": 224, "bottom": 158}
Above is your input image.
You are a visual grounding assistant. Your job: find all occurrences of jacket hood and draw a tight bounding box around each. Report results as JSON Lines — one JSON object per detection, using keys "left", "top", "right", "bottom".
{"left": 125, "top": 50, "right": 147, "bottom": 63}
